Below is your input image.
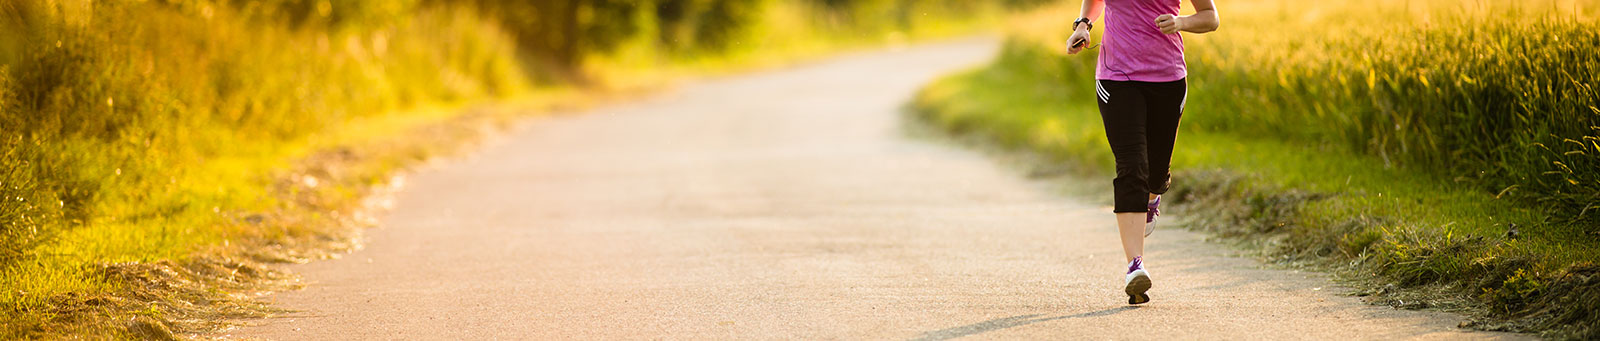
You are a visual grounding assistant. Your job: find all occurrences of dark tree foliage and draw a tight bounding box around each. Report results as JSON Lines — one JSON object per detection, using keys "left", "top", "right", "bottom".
{"left": 435, "top": 0, "right": 639, "bottom": 76}
{"left": 432, "top": 0, "right": 1047, "bottom": 79}
{"left": 692, "top": 0, "right": 761, "bottom": 52}
{"left": 431, "top": 0, "right": 765, "bottom": 79}
{"left": 655, "top": 0, "right": 693, "bottom": 49}
{"left": 202, "top": 0, "right": 419, "bottom": 28}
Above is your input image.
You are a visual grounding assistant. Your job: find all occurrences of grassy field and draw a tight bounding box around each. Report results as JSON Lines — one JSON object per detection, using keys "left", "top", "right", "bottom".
{"left": 0, "top": 0, "right": 1032, "bottom": 337}
{"left": 0, "top": 1, "right": 532, "bottom": 337}
{"left": 912, "top": 0, "right": 1599, "bottom": 338}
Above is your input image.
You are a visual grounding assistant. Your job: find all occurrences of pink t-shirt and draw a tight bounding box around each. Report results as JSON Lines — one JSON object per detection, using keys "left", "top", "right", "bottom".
{"left": 1096, "top": 0, "right": 1187, "bottom": 82}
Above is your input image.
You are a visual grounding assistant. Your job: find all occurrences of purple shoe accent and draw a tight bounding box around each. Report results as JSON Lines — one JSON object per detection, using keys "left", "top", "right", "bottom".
{"left": 1127, "top": 256, "right": 1144, "bottom": 274}
{"left": 1146, "top": 196, "right": 1161, "bottom": 224}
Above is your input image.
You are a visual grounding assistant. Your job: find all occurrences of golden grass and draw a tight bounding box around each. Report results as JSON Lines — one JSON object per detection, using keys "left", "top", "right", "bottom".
{"left": 913, "top": 0, "right": 1600, "bottom": 337}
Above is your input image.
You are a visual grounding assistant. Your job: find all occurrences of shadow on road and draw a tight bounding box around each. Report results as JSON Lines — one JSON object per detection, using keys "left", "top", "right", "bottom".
{"left": 910, "top": 306, "right": 1142, "bottom": 341}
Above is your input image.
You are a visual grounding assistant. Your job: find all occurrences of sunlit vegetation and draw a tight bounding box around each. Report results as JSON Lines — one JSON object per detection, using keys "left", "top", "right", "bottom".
{"left": 913, "top": 0, "right": 1598, "bottom": 337}
{"left": 0, "top": 0, "right": 1046, "bottom": 337}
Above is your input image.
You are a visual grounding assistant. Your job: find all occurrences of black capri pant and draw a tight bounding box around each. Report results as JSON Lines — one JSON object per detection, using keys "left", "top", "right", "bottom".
{"left": 1095, "top": 78, "right": 1186, "bottom": 213}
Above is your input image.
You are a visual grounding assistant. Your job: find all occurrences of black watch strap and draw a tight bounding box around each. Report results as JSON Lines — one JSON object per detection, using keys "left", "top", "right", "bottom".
{"left": 1074, "top": 18, "right": 1093, "bottom": 31}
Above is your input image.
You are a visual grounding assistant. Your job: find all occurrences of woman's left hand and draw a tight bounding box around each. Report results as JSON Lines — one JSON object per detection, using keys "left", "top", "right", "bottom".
{"left": 1154, "top": 14, "right": 1183, "bottom": 34}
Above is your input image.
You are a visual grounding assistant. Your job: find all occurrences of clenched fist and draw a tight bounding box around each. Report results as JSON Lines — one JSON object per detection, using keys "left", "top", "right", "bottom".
{"left": 1154, "top": 14, "right": 1183, "bottom": 34}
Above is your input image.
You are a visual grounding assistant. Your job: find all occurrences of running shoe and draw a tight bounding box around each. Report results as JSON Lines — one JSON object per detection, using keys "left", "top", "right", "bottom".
{"left": 1145, "top": 196, "right": 1161, "bottom": 237}
{"left": 1125, "top": 256, "right": 1151, "bottom": 305}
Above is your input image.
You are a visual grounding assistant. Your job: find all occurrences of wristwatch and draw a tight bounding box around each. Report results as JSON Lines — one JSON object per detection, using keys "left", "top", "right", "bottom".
{"left": 1074, "top": 17, "right": 1093, "bottom": 31}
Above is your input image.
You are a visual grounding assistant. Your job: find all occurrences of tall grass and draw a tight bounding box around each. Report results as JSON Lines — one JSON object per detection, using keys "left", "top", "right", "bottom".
{"left": 991, "top": 0, "right": 1598, "bottom": 233}
{"left": 1178, "top": 1, "right": 1600, "bottom": 232}
{"left": 0, "top": 0, "right": 526, "bottom": 263}
{"left": 0, "top": 2, "right": 528, "bottom": 335}
{"left": 913, "top": 0, "right": 1600, "bottom": 336}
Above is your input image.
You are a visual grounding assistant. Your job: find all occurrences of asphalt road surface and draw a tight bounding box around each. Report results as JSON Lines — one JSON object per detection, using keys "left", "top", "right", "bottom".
{"left": 230, "top": 38, "right": 1521, "bottom": 340}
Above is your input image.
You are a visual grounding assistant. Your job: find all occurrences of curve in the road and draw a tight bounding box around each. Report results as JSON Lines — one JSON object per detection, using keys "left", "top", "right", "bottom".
{"left": 230, "top": 38, "right": 1519, "bottom": 340}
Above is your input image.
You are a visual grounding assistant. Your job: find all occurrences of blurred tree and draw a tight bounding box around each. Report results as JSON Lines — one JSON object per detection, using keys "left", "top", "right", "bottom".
{"left": 223, "top": 0, "right": 420, "bottom": 28}
{"left": 433, "top": 0, "right": 643, "bottom": 81}
{"left": 416, "top": 0, "right": 1042, "bottom": 80}
{"left": 652, "top": 0, "right": 763, "bottom": 53}
{"left": 692, "top": 0, "right": 761, "bottom": 52}
{"left": 655, "top": 0, "right": 693, "bottom": 49}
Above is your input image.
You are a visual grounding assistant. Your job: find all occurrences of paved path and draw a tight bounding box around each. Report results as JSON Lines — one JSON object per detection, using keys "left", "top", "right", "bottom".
{"left": 230, "top": 38, "right": 1519, "bottom": 340}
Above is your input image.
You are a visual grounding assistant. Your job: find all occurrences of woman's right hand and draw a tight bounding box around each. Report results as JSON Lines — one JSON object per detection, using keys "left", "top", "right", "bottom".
{"left": 1066, "top": 27, "right": 1091, "bottom": 54}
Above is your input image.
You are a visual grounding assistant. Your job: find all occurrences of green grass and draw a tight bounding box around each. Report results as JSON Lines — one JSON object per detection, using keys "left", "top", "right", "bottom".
{"left": 911, "top": 1, "right": 1600, "bottom": 337}
{"left": 0, "top": 2, "right": 531, "bottom": 336}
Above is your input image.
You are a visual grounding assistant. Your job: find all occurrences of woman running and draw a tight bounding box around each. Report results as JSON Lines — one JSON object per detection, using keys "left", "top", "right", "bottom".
{"left": 1065, "top": 0, "right": 1219, "bottom": 305}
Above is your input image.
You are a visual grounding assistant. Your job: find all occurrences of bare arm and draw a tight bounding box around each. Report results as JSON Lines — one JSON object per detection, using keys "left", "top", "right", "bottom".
{"left": 1157, "top": 0, "right": 1219, "bottom": 34}
{"left": 1078, "top": 0, "right": 1106, "bottom": 29}
{"left": 1182, "top": 0, "right": 1220, "bottom": 33}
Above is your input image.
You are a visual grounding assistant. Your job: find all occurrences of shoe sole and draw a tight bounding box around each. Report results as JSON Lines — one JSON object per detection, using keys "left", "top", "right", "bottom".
{"left": 1126, "top": 273, "right": 1151, "bottom": 305}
